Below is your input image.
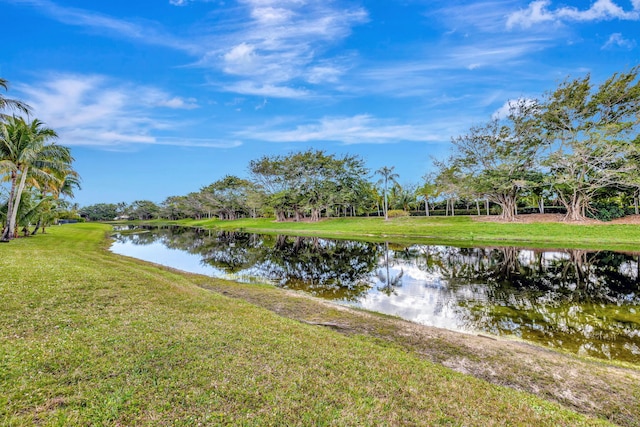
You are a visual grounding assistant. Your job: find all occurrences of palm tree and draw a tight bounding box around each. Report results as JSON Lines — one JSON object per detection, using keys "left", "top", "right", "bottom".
{"left": 375, "top": 166, "right": 399, "bottom": 220}
{"left": 31, "top": 167, "right": 81, "bottom": 235}
{"left": 0, "top": 116, "right": 73, "bottom": 240}
{"left": 0, "top": 78, "right": 31, "bottom": 118}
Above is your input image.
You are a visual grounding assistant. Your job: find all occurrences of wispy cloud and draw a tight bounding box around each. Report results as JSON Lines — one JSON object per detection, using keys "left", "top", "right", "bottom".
{"left": 434, "top": 1, "right": 519, "bottom": 34}
{"left": 17, "top": 74, "right": 238, "bottom": 148}
{"left": 354, "top": 33, "right": 550, "bottom": 98}
{"left": 4, "top": 0, "right": 198, "bottom": 53}
{"left": 507, "top": 0, "right": 640, "bottom": 29}
{"left": 602, "top": 32, "right": 637, "bottom": 49}
{"left": 235, "top": 115, "right": 452, "bottom": 145}
{"left": 196, "top": 0, "right": 368, "bottom": 97}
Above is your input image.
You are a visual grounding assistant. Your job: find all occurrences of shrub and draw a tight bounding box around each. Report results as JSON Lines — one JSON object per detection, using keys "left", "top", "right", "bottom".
{"left": 387, "top": 209, "right": 409, "bottom": 218}
{"left": 588, "top": 203, "right": 626, "bottom": 222}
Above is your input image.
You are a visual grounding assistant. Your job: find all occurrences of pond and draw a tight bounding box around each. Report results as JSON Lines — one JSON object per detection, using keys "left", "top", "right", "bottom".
{"left": 110, "top": 226, "right": 640, "bottom": 364}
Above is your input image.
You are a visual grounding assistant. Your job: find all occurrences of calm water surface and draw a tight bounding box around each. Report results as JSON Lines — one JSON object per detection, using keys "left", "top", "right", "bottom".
{"left": 111, "top": 226, "right": 640, "bottom": 364}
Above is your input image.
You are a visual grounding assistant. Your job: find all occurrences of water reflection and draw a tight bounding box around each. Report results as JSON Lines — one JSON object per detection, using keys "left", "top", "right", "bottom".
{"left": 111, "top": 226, "right": 640, "bottom": 364}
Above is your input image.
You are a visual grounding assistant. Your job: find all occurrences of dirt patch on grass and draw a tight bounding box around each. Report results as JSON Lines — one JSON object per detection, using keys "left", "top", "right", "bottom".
{"left": 197, "top": 277, "right": 640, "bottom": 427}
{"left": 474, "top": 212, "right": 640, "bottom": 225}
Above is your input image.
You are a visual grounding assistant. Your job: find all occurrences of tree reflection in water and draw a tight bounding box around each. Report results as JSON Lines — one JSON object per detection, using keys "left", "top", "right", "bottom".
{"left": 111, "top": 226, "right": 640, "bottom": 363}
{"left": 377, "top": 242, "right": 404, "bottom": 296}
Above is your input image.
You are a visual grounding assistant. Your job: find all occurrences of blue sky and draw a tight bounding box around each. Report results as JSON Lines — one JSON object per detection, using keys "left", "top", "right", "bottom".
{"left": 1, "top": 0, "right": 639, "bottom": 206}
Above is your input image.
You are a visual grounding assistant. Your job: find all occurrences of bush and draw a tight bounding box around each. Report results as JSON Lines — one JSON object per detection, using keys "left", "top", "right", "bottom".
{"left": 386, "top": 210, "right": 409, "bottom": 218}
{"left": 588, "top": 204, "right": 626, "bottom": 222}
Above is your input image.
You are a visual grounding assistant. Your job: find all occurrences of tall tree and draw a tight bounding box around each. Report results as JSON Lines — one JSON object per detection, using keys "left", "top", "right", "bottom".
{"left": 375, "top": 166, "right": 399, "bottom": 220}
{"left": 250, "top": 150, "right": 367, "bottom": 222}
{"left": 417, "top": 175, "right": 440, "bottom": 217}
{"left": 434, "top": 161, "right": 462, "bottom": 217}
{"left": 31, "top": 167, "right": 81, "bottom": 234}
{"left": 449, "top": 99, "right": 543, "bottom": 220}
{"left": 0, "top": 117, "right": 73, "bottom": 240}
{"left": 201, "top": 175, "right": 254, "bottom": 220}
{"left": 540, "top": 68, "right": 640, "bottom": 221}
{"left": 129, "top": 200, "right": 160, "bottom": 221}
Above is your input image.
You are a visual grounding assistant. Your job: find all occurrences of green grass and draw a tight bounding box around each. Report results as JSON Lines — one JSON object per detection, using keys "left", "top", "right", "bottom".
{"left": 0, "top": 223, "right": 614, "bottom": 426}
{"left": 148, "top": 215, "right": 640, "bottom": 252}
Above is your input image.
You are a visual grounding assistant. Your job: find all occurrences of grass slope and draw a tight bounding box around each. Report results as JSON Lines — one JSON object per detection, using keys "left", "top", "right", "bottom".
{"left": 0, "top": 223, "right": 612, "bottom": 426}
{"left": 171, "top": 216, "right": 640, "bottom": 252}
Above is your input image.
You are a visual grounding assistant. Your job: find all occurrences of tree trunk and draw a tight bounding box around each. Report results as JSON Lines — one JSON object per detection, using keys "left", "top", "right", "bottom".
{"left": 539, "top": 197, "right": 545, "bottom": 214}
{"left": 31, "top": 218, "right": 42, "bottom": 236}
{"left": 485, "top": 199, "right": 490, "bottom": 216}
{"left": 383, "top": 187, "right": 389, "bottom": 220}
{"left": 4, "top": 166, "right": 29, "bottom": 241}
{"left": 425, "top": 199, "right": 430, "bottom": 217}
{"left": 635, "top": 191, "right": 639, "bottom": 215}
{"left": 563, "top": 194, "right": 586, "bottom": 221}
{"left": 1, "top": 171, "right": 18, "bottom": 241}
{"left": 476, "top": 200, "right": 480, "bottom": 216}
{"left": 496, "top": 193, "right": 517, "bottom": 221}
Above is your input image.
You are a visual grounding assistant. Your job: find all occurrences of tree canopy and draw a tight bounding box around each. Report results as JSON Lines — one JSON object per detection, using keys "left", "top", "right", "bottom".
{"left": 0, "top": 78, "right": 78, "bottom": 240}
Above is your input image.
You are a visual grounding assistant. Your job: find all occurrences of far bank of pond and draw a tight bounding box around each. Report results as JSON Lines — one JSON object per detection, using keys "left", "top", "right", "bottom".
{"left": 149, "top": 215, "right": 640, "bottom": 253}
{"left": 112, "top": 225, "right": 640, "bottom": 365}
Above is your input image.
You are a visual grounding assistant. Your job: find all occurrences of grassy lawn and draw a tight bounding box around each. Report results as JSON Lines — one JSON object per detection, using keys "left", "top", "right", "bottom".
{"left": 164, "top": 216, "right": 640, "bottom": 252}
{"left": 0, "top": 223, "right": 617, "bottom": 426}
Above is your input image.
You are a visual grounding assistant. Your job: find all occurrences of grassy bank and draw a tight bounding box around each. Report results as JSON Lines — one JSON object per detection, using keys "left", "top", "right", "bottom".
{"left": 0, "top": 223, "right": 620, "bottom": 425}
{"left": 160, "top": 216, "right": 640, "bottom": 252}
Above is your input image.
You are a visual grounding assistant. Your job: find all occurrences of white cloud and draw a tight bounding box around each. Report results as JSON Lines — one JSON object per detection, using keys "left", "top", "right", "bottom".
{"left": 16, "top": 74, "right": 234, "bottom": 148}
{"left": 235, "top": 115, "right": 447, "bottom": 145}
{"left": 507, "top": 0, "right": 640, "bottom": 29}
{"left": 6, "top": 0, "right": 199, "bottom": 53}
{"left": 602, "top": 32, "right": 637, "bottom": 49}
{"left": 223, "top": 43, "right": 259, "bottom": 75}
{"left": 200, "top": 1, "right": 368, "bottom": 96}
{"left": 250, "top": 6, "right": 294, "bottom": 24}
{"left": 223, "top": 82, "right": 309, "bottom": 98}
{"left": 491, "top": 98, "right": 537, "bottom": 120}
{"left": 157, "top": 96, "right": 199, "bottom": 109}
{"left": 435, "top": 1, "right": 519, "bottom": 34}
{"left": 306, "top": 65, "right": 344, "bottom": 84}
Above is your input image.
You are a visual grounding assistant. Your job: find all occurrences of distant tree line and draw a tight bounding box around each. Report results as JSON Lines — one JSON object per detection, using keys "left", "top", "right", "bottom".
{"left": 81, "top": 67, "right": 640, "bottom": 223}
{"left": 1, "top": 78, "right": 80, "bottom": 241}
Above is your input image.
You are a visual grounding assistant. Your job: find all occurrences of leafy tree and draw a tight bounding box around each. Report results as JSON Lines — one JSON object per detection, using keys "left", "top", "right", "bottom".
{"left": 30, "top": 166, "right": 80, "bottom": 234}
{"left": 417, "top": 175, "right": 440, "bottom": 216}
{"left": 79, "top": 203, "right": 120, "bottom": 221}
{"left": 0, "top": 117, "right": 73, "bottom": 240}
{"left": 250, "top": 150, "right": 368, "bottom": 222}
{"left": 540, "top": 68, "right": 640, "bottom": 221}
{"left": 201, "top": 175, "right": 255, "bottom": 220}
{"left": 449, "top": 99, "right": 543, "bottom": 220}
{"left": 129, "top": 200, "right": 160, "bottom": 220}
{"left": 434, "top": 161, "right": 462, "bottom": 216}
